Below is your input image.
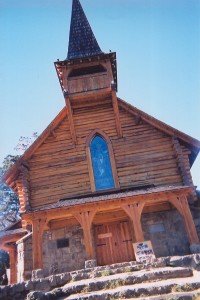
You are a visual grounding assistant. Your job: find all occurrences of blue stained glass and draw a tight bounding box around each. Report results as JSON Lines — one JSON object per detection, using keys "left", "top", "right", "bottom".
{"left": 90, "top": 135, "right": 115, "bottom": 190}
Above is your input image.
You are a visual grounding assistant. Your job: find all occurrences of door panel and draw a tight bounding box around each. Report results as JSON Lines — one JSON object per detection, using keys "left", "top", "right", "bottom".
{"left": 94, "top": 220, "right": 134, "bottom": 265}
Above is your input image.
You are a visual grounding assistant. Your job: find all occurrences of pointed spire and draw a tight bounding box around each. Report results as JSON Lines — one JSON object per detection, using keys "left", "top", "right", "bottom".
{"left": 67, "top": 0, "right": 103, "bottom": 59}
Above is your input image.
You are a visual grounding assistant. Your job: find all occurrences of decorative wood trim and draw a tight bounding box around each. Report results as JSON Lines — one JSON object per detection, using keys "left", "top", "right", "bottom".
{"left": 86, "top": 129, "right": 120, "bottom": 192}
{"left": 169, "top": 196, "right": 199, "bottom": 244}
{"left": 172, "top": 136, "right": 191, "bottom": 185}
{"left": 111, "top": 90, "right": 123, "bottom": 137}
{"left": 65, "top": 97, "right": 77, "bottom": 144}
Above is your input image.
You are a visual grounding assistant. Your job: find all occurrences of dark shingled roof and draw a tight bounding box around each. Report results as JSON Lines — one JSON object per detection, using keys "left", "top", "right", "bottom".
{"left": 67, "top": 0, "right": 103, "bottom": 59}
{"left": 0, "top": 228, "right": 27, "bottom": 239}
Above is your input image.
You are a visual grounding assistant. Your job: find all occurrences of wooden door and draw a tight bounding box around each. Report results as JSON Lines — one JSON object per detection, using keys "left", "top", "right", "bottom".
{"left": 94, "top": 220, "right": 134, "bottom": 266}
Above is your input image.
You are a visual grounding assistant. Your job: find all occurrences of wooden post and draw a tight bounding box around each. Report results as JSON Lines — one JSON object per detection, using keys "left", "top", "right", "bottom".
{"left": 121, "top": 202, "right": 145, "bottom": 242}
{"left": 7, "top": 245, "right": 17, "bottom": 284}
{"left": 73, "top": 210, "right": 97, "bottom": 259}
{"left": 169, "top": 195, "right": 199, "bottom": 244}
{"left": 32, "top": 218, "right": 47, "bottom": 270}
{"left": 111, "top": 88, "right": 123, "bottom": 138}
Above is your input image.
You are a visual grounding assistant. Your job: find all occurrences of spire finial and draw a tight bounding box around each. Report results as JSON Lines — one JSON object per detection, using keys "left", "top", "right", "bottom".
{"left": 67, "top": 0, "right": 103, "bottom": 59}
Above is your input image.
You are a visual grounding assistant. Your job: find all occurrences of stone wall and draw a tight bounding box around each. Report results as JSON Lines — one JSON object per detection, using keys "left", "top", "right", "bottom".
{"left": 141, "top": 209, "right": 190, "bottom": 257}
{"left": 191, "top": 205, "right": 200, "bottom": 240}
{"left": 17, "top": 233, "right": 33, "bottom": 282}
{"left": 42, "top": 225, "right": 86, "bottom": 276}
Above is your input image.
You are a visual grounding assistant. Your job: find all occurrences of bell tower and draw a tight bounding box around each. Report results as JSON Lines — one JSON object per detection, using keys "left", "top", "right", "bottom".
{"left": 55, "top": 0, "right": 122, "bottom": 143}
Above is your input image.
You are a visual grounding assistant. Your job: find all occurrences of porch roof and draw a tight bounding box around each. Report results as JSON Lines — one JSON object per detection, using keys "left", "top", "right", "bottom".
{"left": 28, "top": 185, "right": 195, "bottom": 213}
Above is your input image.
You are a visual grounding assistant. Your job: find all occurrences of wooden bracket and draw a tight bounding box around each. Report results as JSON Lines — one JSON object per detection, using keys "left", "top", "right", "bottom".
{"left": 73, "top": 210, "right": 97, "bottom": 259}
{"left": 121, "top": 202, "right": 145, "bottom": 242}
{"left": 169, "top": 195, "right": 199, "bottom": 244}
{"left": 135, "top": 115, "right": 141, "bottom": 126}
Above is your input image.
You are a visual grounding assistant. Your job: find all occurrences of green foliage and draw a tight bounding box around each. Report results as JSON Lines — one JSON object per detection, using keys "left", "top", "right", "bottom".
{"left": 0, "top": 155, "right": 20, "bottom": 231}
{"left": 14, "top": 132, "right": 38, "bottom": 154}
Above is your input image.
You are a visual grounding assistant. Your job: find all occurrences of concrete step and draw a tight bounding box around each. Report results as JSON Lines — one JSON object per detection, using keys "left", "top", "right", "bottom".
{"left": 60, "top": 271, "right": 200, "bottom": 299}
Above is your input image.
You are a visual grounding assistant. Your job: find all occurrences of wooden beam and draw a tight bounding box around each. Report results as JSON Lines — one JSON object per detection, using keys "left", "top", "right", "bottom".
{"left": 121, "top": 201, "right": 145, "bottom": 242}
{"left": 111, "top": 89, "right": 123, "bottom": 138}
{"left": 169, "top": 196, "right": 199, "bottom": 244}
{"left": 73, "top": 209, "right": 97, "bottom": 259}
{"left": 22, "top": 186, "right": 195, "bottom": 225}
{"left": 65, "top": 96, "right": 77, "bottom": 144}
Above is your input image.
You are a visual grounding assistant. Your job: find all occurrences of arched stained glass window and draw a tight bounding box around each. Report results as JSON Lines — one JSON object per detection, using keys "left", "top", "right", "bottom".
{"left": 90, "top": 135, "right": 115, "bottom": 190}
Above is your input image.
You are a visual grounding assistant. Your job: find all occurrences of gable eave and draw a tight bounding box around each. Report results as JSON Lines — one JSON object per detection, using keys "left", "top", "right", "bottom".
{"left": 118, "top": 97, "right": 200, "bottom": 151}
{"left": 2, "top": 107, "right": 67, "bottom": 188}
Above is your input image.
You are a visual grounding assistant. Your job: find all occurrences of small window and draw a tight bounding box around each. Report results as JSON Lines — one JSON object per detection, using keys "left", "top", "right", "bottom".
{"left": 69, "top": 65, "right": 106, "bottom": 77}
{"left": 57, "top": 238, "right": 69, "bottom": 249}
{"left": 90, "top": 135, "right": 115, "bottom": 190}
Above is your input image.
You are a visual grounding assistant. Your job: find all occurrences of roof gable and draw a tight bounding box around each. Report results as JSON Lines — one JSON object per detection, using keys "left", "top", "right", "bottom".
{"left": 2, "top": 98, "right": 200, "bottom": 187}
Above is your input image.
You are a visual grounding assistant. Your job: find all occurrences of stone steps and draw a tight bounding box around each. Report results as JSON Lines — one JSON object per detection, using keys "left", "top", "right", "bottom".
{"left": 135, "top": 289, "right": 200, "bottom": 300}
{"left": 59, "top": 271, "right": 200, "bottom": 299}
{"left": 1, "top": 254, "right": 200, "bottom": 300}
{"left": 42, "top": 266, "right": 195, "bottom": 300}
{"left": 69, "top": 259, "right": 166, "bottom": 282}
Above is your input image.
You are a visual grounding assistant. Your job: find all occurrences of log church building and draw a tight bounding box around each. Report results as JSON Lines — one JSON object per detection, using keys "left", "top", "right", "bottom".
{"left": 1, "top": 0, "right": 200, "bottom": 284}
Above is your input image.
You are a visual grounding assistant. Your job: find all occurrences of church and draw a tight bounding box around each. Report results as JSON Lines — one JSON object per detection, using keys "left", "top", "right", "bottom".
{"left": 1, "top": 0, "right": 200, "bottom": 284}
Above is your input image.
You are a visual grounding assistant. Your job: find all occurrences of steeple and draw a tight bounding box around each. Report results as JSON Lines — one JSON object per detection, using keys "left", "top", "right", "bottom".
{"left": 55, "top": 0, "right": 118, "bottom": 101}
{"left": 54, "top": 0, "right": 121, "bottom": 143}
{"left": 67, "top": 0, "right": 103, "bottom": 59}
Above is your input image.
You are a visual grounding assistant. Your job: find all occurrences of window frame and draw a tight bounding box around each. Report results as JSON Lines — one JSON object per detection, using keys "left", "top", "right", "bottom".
{"left": 86, "top": 129, "right": 120, "bottom": 192}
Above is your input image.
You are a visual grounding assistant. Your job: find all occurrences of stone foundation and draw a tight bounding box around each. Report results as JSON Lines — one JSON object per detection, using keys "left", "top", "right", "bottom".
{"left": 17, "top": 233, "right": 33, "bottom": 282}
{"left": 42, "top": 225, "right": 86, "bottom": 276}
{"left": 141, "top": 209, "right": 190, "bottom": 257}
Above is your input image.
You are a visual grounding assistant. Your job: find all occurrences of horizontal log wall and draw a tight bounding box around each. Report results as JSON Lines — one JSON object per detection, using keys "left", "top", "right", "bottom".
{"left": 116, "top": 107, "right": 183, "bottom": 189}
{"left": 28, "top": 100, "right": 185, "bottom": 210}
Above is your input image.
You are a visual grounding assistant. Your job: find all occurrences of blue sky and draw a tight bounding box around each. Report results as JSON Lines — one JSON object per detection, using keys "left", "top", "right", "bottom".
{"left": 0, "top": 0, "right": 200, "bottom": 187}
